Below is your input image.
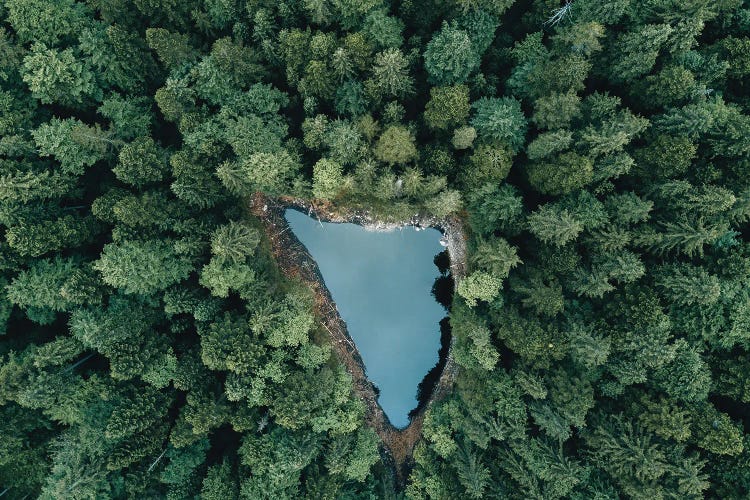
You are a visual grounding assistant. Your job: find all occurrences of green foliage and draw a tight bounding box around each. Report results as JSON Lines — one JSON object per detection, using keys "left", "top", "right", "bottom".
{"left": 95, "top": 240, "right": 194, "bottom": 294}
{"left": 584, "top": 413, "right": 709, "bottom": 498}
{"left": 145, "top": 28, "right": 197, "bottom": 70}
{"left": 425, "top": 189, "right": 462, "bottom": 218}
{"left": 312, "top": 158, "right": 344, "bottom": 199}
{"left": 200, "top": 312, "right": 265, "bottom": 374}
{"left": 460, "top": 144, "right": 512, "bottom": 189}
{"left": 6, "top": 257, "right": 97, "bottom": 313}
{"left": 424, "top": 22, "right": 481, "bottom": 86}
{"left": 694, "top": 404, "right": 745, "bottom": 456}
{"left": 373, "top": 125, "right": 418, "bottom": 165}
{"left": 201, "top": 460, "right": 239, "bottom": 500}
{"left": 451, "top": 305, "right": 499, "bottom": 370}
{"left": 470, "top": 97, "right": 527, "bottom": 152}
{"left": 526, "top": 129, "right": 573, "bottom": 160}
{"left": 457, "top": 271, "right": 501, "bottom": 307}
{"left": 22, "top": 44, "right": 100, "bottom": 107}
{"left": 451, "top": 125, "right": 477, "bottom": 150}
{"left": 655, "top": 264, "right": 721, "bottom": 306}
{"left": 634, "top": 134, "right": 696, "bottom": 179}
{"left": 532, "top": 91, "right": 581, "bottom": 130}
{"left": 113, "top": 136, "right": 167, "bottom": 187}
{"left": 217, "top": 151, "right": 301, "bottom": 197}
{"left": 98, "top": 94, "right": 153, "bottom": 140}
{"left": 457, "top": 9, "right": 499, "bottom": 56}
{"left": 32, "top": 118, "right": 110, "bottom": 174}
{"left": 335, "top": 80, "right": 368, "bottom": 117}
{"left": 272, "top": 366, "right": 363, "bottom": 433}
{"left": 369, "top": 48, "right": 413, "bottom": 99}
{"left": 6, "top": 0, "right": 90, "bottom": 45}
{"left": 362, "top": 10, "right": 404, "bottom": 49}
{"left": 527, "top": 152, "right": 594, "bottom": 196}
{"left": 470, "top": 237, "right": 521, "bottom": 279}
{"left": 3, "top": 2, "right": 750, "bottom": 498}
{"left": 640, "top": 65, "right": 697, "bottom": 108}
{"left": 199, "top": 257, "right": 257, "bottom": 299}
{"left": 718, "top": 36, "right": 750, "bottom": 80}
{"left": 6, "top": 214, "right": 100, "bottom": 258}
{"left": 210, "top": 222, "right": 260, "bottom": 264}
{"left": 528, "top": 204, "right": 584, "bottom": 246}
{"left": 610, "top": 23, "right": 673, "bottom": 83}
{"left": 324, "top": 119, "right": 365, "bottom": 165}
{"left": 424, "top": 85, "right": 470, "bottom": 130}
{"left": 654, "top": 340, "right": 711, "bottom": 403}
{"left": 467, "top": 185, "right": 522, "bottom": 236}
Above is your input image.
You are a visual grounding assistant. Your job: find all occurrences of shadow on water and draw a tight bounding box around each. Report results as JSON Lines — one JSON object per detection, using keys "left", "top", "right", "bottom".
{"left": 409, "top": 250, "right": 454, "bottom": 420}
{"left": 433, "top": 249, "right": 451, "bottom": 275}
{"left": 409, "top": 317, "right": 452, "bottom": 419}
{"left": 431, "top": 276, "right": 454, "bottom": 310}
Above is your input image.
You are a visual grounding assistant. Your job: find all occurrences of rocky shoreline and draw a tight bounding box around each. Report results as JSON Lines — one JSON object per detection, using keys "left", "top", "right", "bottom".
{"left": 249, "top": 192, "right": 468, "bottom": 487}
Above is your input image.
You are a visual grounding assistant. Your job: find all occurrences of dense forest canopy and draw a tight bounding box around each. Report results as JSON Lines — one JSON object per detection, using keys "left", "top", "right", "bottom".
{"left": 1, "top": 0, "right": 750, "bottom": 498}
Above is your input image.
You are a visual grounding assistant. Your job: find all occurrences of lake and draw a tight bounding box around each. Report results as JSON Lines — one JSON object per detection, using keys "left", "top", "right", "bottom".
{"left": 284, "top": 208, "right": 447, "bottom": 428}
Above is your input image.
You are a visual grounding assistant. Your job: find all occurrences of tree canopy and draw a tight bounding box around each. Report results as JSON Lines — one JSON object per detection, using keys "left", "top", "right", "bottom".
{"left": 2, "top": 0, "right": 750, "bottom": 498}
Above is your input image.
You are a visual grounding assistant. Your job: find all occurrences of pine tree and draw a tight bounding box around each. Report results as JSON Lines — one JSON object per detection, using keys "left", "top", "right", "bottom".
{"left": 470, "top": 97, "right": 527, "bottom": 152}
{"left": 95, "top": 239, "right": 194, "bottom": 294}
{"left": 527, "top": 205, "right": 583, "bottom": 247}
{"left": 424, "top": 22, "right": 480, "bottom": 86}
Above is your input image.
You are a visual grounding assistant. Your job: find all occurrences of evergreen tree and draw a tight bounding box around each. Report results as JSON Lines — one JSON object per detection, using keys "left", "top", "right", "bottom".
{"left": 22, "top": 44, "right": 100, "bottom": 107}
{"left": 470, "top": 97, "right": 527, "bottom": 152}
{"left": 424, "top": 85, "right": 470, "bottom": 130}
{"left": 424, "top": 22, "right": 480, "bottom": 86}
{"left": 95, "top": 239, "right": 194, "bottom": 294}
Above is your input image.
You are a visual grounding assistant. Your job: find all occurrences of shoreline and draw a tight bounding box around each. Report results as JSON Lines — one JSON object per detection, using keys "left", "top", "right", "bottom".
{"left": 249, "top": 193, "right": 468, "bottom": 486}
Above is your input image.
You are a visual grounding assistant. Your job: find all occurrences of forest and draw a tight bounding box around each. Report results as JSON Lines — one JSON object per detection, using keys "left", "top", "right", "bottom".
{"left": 1, "top": 0, "right": 750, "bottom": 498}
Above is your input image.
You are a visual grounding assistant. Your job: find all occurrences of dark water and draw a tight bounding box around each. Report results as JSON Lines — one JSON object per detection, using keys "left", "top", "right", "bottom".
{"left": 284, "top": 209, "right": 446, "bottom": 428}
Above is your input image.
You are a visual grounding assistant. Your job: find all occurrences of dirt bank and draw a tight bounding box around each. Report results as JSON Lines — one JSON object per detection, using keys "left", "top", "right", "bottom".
{"left": 249, "top": 193, "right": 468, "bottom": 487}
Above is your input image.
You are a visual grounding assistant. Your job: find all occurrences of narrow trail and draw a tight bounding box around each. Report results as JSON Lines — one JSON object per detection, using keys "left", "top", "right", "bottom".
{"left": 249, "top": 193, "right": 468, "bottom": 487}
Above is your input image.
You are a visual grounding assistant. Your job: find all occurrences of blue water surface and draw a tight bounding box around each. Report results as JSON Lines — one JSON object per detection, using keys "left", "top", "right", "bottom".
{"left": 284, "top": 208, "right": 446, "bottom": 428}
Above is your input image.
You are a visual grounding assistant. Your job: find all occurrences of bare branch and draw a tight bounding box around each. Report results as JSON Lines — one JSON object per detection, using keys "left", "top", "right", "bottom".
{"left": 544, "top": 0, "right": 573, "bottom": 27}
{"left": 147, "top": 448, "right": 168, "bottom": 473}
